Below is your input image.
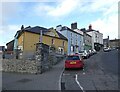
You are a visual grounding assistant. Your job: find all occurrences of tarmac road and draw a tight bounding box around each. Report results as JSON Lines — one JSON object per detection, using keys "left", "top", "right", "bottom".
{"left": 61, "top": 49, "right": 119, "bottom": 91}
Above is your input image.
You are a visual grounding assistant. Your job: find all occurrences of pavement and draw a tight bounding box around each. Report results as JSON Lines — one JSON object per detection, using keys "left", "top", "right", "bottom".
{"left": 2, "top": 59, "right": 65, "bottom": 90}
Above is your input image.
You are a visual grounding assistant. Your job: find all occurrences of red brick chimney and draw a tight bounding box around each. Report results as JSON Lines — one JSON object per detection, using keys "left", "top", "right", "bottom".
{"left": 89, "top": 24, "right": 92, "bottom": 30}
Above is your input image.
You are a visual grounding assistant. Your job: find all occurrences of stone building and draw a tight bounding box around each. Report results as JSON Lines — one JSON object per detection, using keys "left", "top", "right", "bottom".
{"left": 109, "top": 39, "right": 120, "bottom": 48}
{"left": 86, "top": 25, "right": 103, "bottom": 51}
{"left": 81, "top": 28, "right": 92, "bottom": 51}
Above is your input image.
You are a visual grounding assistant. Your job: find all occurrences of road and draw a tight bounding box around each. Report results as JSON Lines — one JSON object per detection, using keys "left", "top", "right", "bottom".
{"left": 61, "top": 49, "right": 119, "bottom": 91}
{"left": 2, "top": 59, "right": 64, "bottom": 90}
{"left": 1, "top": 49, "right": 119, "bottom": 91}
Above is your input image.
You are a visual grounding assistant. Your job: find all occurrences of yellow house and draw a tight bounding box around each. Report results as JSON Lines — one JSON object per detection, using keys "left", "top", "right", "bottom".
{"left": 17, "top": 26, "right": 68, "bottom": 58}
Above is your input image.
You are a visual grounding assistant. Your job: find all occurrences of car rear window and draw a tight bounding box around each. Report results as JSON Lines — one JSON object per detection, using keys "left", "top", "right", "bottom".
{"left": 79, "top": 51, "right": 84, "bottom": 53}
{"left": 67, "top": 56, "right": 80, "bottom": 60}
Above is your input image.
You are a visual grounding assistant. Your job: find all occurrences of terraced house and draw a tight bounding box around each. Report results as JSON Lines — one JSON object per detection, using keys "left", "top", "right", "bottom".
{"left": 15, "top": 26, "right": 68, "bottom": 59}
{"left": 56, "top": 23, "right": 84, "bottom": 55}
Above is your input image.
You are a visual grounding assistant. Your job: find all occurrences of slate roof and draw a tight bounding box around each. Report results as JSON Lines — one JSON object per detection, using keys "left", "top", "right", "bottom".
{"left": 110, "top": 39, "right": 120, "bottom": 42}
{"left": 62, "top": 26, "right": 83, "bottom": 36}
{"left": 56, "top": 31, "right": 68, "bottom": 40}
{"left": 80, "top": 27, "right": 97, "bottom": 32}
{"left": 6, "top": 40, "right": 14, "bottom": 46}
{"left": 17, "top": 26, "right": 68, "bottom": 41}
{"left": 24, "top": 26, "right": 48, "bottom": 34}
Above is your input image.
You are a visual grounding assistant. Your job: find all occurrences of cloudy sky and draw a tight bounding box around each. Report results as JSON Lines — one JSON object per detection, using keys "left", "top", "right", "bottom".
{"left": 0, "top": 0, "right": 119, "bottom": 46}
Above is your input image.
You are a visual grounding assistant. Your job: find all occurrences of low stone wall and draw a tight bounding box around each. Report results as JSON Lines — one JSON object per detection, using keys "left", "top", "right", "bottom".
{"left": 2, "top": 59, "right": 38, "bottom": 74}
{"left": 2, "top": 55, "right": 65, "bottom": 74}
{"left": 2, "top": 43, "right": 65, "bottom": 74}
{"left": 48, "top": 53, "right": 65, "bottom": 65}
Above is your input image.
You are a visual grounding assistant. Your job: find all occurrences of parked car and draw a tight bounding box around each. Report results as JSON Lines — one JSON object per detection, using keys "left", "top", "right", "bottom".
{"left": 79, "top": 50, "right": 89, "bottom": 59}
{"left": 92, "top": 49, "right": 97, "bottom": 54}
{"left": 103, "top": 47, "right": 111, "bottom": 52}
{"left": 88, "top": 50, "right": 93, "bottom": 56}
{"left": 65, "top": 54, "right": 84, "bottom": 69}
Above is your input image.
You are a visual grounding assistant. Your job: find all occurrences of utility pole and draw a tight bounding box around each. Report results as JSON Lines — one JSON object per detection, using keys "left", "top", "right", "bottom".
{"left": 40, "top": 30, "right": 42, "bottom": 43}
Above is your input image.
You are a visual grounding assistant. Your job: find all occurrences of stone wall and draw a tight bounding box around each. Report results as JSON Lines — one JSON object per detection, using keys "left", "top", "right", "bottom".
{"left": 2, "top": 59, "right": 38, "bottom": 74}
{"left": 2, "top": 43, "right": 65, "bottom": 74}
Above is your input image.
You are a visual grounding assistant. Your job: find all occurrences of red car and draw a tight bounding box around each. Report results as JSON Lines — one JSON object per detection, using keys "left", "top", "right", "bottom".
{"left": 65, "top": 54, "right": 84, "bottom": 69}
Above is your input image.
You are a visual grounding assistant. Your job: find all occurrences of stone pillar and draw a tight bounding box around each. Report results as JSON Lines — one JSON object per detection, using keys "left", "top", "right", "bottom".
{"left": 35, "top": 43, "right": 43, "bottom": 74}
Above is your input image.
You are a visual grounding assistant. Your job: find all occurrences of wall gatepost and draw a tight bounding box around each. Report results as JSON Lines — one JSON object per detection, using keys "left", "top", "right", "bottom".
{"left": 35, "top": 43, "right": 50, "bottom": 74}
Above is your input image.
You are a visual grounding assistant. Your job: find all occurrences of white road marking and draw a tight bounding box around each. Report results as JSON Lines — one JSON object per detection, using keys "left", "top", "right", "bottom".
{"left": 58, "top": 68, "right": 65, "bottom": 90}
{"left": 82, "top": 67, "right": 86, "bottom": 75}
{"left": 83, "top": 72, "right": 85, "bottom": 75}
{"left": 75, "top": 74, "right": 85, "bottom": 92}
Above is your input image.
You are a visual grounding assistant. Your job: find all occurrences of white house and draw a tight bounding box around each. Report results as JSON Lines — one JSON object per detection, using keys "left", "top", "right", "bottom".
{"left": 56, "top": 23, "right": 84, "bottom": 55}
{"left": 86, "top": 25, "right": 103, "bottom": 51}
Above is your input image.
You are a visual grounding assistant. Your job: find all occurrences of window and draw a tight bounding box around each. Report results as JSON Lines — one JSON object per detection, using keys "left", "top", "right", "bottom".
{"left": 95, "top": 33, "right": 97, "bottom": 38}
{"left": 51, "top": 39, "right": 54, "bottom": 44}
{"left": 63, "top": 41, "right": 65, "bottom": 46}
{"left": 67, "top": 56, "right": 80, "bottom": 60}
{"left": 71, "top": 38, "right": 72, "bottom": 44}
{"left": 76, "top": 34, "right": 77, "bottom": 39}
{"left": 76, "top": 40, "right": 77, "bottom": 45}
{"left": 22, "top": 35, "right": 23, "bottom": 42}
{"left": 71, "top": 33, "right": 72, "bottom": 38}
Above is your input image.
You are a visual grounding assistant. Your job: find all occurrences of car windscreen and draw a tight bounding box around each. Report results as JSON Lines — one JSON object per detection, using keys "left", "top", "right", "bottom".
{"left": 66, "top": 56, "right": 80, "bottom": 60}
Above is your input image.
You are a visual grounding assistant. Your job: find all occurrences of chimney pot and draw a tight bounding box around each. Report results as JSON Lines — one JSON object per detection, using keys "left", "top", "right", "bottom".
{"left": 89, "top": 24, "right": 92, "bottom": 30}
{"left": 21, "top": 25, "right": 24, "bottom": 30}
{"left": 71, "top": 22, "right": 77, "bottom": 30}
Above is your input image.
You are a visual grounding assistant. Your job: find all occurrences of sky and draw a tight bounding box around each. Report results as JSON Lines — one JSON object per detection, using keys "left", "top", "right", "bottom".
{"left": 0, "top": 0, "right": 119, "bottom": 46}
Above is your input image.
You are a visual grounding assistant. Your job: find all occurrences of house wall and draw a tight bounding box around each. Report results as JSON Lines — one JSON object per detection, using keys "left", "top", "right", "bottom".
{"left": 24, "top": 32, "right": 39, "bottom": 52}
{"left": 18, "top": 33, "right": 24, "bottom": 51}
{"left": 59, "top": 29, "right": 84, "bottom": 55}
{"left": 84, "top": 32, "right": 92, "bottom": 50}
{"left": 86, "top": 31, "right": 94, "bottom": 49}
{"left": 6, "top": 41, "right": 14, "bottom": 51}
{"left": 14, "top": 38, "right": 18, "bottom": 50}
{"left": 109, "top": 39, "right": 120, "bottom": 48}
{"left": 99, "top": 33, "right": 103, "bottom": 44}
{"left": 14, "top": 32, "right": 19, "bottom": 51}
{"left": 18, "top": 31, "right": 68, "bottom": 59}
{"left": 42, "top": 35, "right": 68, "bottom": 53}
{"left": 87, "top": 31, "right": 103, "bottom": 50}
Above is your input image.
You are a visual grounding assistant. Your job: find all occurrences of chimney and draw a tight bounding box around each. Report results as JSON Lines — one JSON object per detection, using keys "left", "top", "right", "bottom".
{"left": 21, "top": 25, "right": 24, "bottom": 30}
{"left": 89, "top": 24, "right": 92, "bottom": 30}
{"left": 71, "top": 22, "right": 77, "bottom": 30}
{"left": 108, "top": 36, "right": 109, "bottom": 40}
{"left": 56, "top": 25, "right": 62, "bottom": 31}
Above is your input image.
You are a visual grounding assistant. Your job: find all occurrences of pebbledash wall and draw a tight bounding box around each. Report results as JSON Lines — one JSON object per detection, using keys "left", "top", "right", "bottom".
{"left": 2, "top": 43, "right": 65, "bottom": 74}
